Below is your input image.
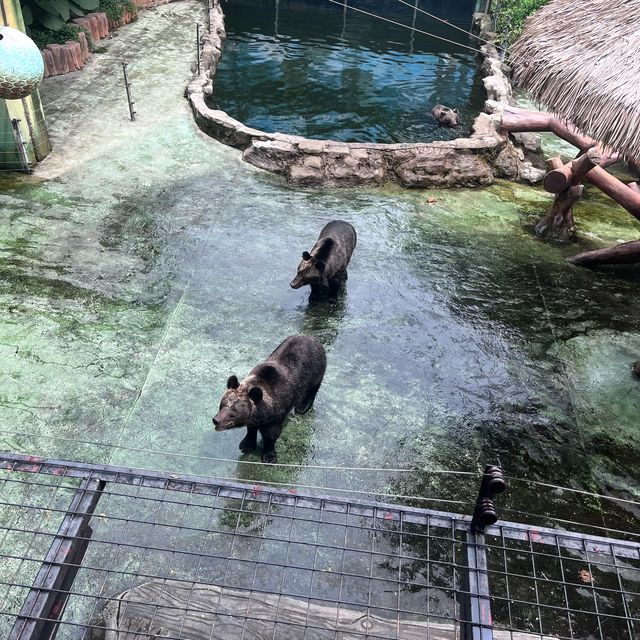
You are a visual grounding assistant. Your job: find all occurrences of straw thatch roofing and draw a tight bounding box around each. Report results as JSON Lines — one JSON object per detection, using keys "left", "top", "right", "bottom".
{"left": 510, "top": 0, "right": 640, "bottom": 160}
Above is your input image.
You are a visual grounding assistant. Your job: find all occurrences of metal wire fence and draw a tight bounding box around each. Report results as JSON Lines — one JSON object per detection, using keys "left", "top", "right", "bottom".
{"left": 0, "top": 452, "right": 637, "bottom": 640}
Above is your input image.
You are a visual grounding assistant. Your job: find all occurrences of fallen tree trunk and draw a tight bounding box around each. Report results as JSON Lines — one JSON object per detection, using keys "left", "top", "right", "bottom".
{"left": 567, "top": 239, "right": 640, "bottom": 266}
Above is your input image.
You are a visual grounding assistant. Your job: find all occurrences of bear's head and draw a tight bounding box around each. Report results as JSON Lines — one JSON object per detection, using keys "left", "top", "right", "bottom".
{"left": 431, "top": 105, "right": 459, "bottom": 128}
{"left": 290, "top": 251, "right": 326, "bottom": 289}
{"left": 212, "top": 375, "right": 263, "bottom": 431}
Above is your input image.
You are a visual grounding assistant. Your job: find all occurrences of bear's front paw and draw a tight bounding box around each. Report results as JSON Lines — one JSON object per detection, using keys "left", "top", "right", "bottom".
{"left": 239, "top": 437, "right": 257, "bottom": 454}
{"left": 262, "top": 450, "right": 277, "bottom": 464}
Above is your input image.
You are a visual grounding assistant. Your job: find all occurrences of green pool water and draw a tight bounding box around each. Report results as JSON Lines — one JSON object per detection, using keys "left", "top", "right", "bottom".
{"left": 211, "top": 0, "right": 486, "bottom": 143}
{"left": 0, "top": 0, "right": 639, "bottom": 541}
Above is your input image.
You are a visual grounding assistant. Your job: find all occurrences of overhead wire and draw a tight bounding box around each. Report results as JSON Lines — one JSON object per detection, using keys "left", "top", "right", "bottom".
{"left": 392, "top": 0, "right": 507, "bottom": 52}
{"left": 326, "top": 0, "right": 487, "bottom": 55}
{"left": 1, "top": 428, "right": 640, "bottom": 513}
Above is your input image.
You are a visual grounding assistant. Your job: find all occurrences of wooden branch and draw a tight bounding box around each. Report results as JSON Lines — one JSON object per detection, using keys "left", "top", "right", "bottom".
{"left": 500, "top": 106, "right": 597, "bottom": 150}
{"left": 567, "top": 239, "right": 640, "bottom": 266}
{"left": 543, "top": 147, "right": 602, "bottom": 193}
{"left": 629, "top": 182, "right": 640, "bottom": 194}
{"left": 535, "top": 185, "right": 583, "bottom": 243}
{"left": 584, "top": 167, "right": 640, "bottom": 221}
{"left": 501, "top": 106, "right": 640, "bottom": 222}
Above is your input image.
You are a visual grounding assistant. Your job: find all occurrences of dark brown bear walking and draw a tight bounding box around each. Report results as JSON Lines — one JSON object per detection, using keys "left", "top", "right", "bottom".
{"left": 212, "top": 335, "right": 326, "bottom": 463}
{"left": 290, "top": 220, "right": 357, "bottom": 303}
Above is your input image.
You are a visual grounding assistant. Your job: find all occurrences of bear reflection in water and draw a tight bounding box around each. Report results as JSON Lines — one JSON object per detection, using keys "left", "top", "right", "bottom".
{"left": 213, "top": 335, "right": 326, "bottom": 463}
{"left": 290, "top": 220, "right": 357, "bottom": 304}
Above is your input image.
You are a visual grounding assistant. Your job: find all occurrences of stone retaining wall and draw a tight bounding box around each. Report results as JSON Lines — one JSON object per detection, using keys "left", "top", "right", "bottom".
{"left": 186, "top": 2, "right": 543, "bottom": 188}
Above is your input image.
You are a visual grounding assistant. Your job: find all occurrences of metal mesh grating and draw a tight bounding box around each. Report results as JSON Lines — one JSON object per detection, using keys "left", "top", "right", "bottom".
{"left": 0, "top": 453, "right": 638, "bottom": 640}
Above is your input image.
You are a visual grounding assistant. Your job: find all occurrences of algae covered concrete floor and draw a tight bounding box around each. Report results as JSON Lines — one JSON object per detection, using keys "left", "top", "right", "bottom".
{"left": 1, "top": 1, "right": 639, "bottom": 532}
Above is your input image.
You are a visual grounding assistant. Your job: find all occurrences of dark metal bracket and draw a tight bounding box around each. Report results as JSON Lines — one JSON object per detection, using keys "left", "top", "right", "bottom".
{"left": 461, "top": 464, "right": 507, "bottom": 640}
{"left": 9, "top": 477, "right": 105, "bottom": 640}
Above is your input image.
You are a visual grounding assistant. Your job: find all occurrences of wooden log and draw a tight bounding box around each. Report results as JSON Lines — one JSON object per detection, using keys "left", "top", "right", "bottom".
{"left": 535, "top": 185, "right": 582, "bottom": 243}
{"left": 93, "top": 580, "right": 548, "bottom": 640}
{"left": 585, "top": 166, "right": 640, "bottom": 221}
{"left": 544, "top": 147, "right": 603, "bottom": 193}
{"left": 567, "top": 239, "right": 640, "bottom": 266}
{"left": 501, "top": 106, "right": 640, "bottom": 221}
{"left": 500, "top": 106, "right": 597, "bottom": 151}
{"left": 629, "top": 182, "right": 640, "bottom": 194}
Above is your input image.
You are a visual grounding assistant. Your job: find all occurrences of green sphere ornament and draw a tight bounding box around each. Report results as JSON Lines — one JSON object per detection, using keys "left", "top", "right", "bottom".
{"left": 0, "top": 26, "right": 44, "bottom": 100}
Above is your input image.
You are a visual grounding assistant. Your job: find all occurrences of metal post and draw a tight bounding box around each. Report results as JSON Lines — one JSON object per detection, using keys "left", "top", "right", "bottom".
{"left": 196, "top": 23, "right": 201, "bottom": 75}
{"left": 121, "top": 62, "right": 136, "bottom": 121}
{"left": 10, "top": 119, "right": 32, "bottom": 174}
{"left": 9, "top": 477, "right": 104, "bottom": 640}
{"left": 460, "top": 465, "right": 507, "bottom": 640}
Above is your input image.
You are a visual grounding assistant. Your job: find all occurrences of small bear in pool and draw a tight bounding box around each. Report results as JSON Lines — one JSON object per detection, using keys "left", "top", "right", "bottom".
{"left": 212, "top": 335, "right": 326, "bottom": 463}
{"left": 431, "top": 104, "right": 459, "bottom": 128}
{"left": 290, "top": 220, "right": 357, "bottom": 303}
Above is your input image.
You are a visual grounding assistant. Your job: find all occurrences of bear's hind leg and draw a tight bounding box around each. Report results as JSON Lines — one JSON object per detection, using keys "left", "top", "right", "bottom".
{"left": 295, "top": 383, "right": 321, "bottom": 414}
{"left": 328, "top": 278, "right": 341, "bottom": 304}
{"left": 239, "top": 426, "right": 258, "bottom": 454}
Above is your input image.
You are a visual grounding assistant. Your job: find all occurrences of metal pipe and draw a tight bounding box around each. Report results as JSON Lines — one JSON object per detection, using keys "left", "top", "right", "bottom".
{"left": 196, "top": 23, "right": 201, "bottom": 74}
{"left": 121, "top": 62, "right": 136, "bottom": 121}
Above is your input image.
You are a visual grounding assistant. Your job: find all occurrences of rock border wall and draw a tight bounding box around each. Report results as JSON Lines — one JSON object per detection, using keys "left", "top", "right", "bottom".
{"left": 186, "top": 2, "right": 543, "bottom": 188}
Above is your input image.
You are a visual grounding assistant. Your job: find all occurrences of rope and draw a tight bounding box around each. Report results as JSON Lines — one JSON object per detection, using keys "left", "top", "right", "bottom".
{"left": 393, "top": 0, "right": 507, "bottom": 52}
{"left": 0, "top": 428, "right": 473, "bottom": 475}
{"left": 326, "top": 0, "right": 486, "bottom": 55}
{"left": 2, "top": 428, "right": 640, "bottom": 511}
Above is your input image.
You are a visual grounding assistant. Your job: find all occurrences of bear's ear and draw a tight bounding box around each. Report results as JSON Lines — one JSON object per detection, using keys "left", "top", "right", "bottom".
{"left": 248, "top": 386, "right": 263, "bottom": 404}
{"left": 315, "top": 260, "right": 326, "bottom": 272}
{"left": 227, "top": 375, "right": 239, "bottom": 390}
{"left": 302, "top": 251, "right": 312, "bottom": 261}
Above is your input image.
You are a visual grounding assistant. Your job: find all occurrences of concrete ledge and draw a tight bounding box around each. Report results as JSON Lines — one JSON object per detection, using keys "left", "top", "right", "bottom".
{"left": 187, "top": 3, "right": 543, "bottom": 188}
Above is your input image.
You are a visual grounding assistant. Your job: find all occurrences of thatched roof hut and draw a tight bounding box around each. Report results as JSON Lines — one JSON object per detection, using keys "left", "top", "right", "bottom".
{"left": 509, "top": 0, "right": 640, "bottom": 160}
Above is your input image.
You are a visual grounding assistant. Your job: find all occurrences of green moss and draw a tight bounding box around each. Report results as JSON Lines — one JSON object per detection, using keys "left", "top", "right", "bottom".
{"left": 30, "top": 24, "right": 95, "bottom": 52}
{"left": 98, "top": 0, "right": 137, "bottom": 22}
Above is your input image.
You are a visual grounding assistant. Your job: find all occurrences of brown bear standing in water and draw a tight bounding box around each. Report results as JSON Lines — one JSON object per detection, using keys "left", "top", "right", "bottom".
{"left": 290, "top": 220, "right": 357, "bottom": 303}
{"left": 212, "top": 335, "right": 326, "bottom": 463}
{"left": 431, "top": 104, "right": 459, "bottom": 128}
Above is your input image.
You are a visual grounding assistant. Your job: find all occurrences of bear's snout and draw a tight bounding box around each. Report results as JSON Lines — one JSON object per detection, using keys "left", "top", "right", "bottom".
{"left": 290, "top": 276, "right": 304, "bottom": 289}
{"left": 212, "top": 410, "right": 233, "bottom": 431}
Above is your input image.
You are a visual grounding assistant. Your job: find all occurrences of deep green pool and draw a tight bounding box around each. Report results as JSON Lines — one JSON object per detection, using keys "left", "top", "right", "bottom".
{"left": 211, "top": 0, "right": 486, "bottom": 143}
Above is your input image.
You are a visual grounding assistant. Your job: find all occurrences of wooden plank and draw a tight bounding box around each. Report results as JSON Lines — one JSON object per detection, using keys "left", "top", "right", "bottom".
{"left": 98, "top": 580, "right": 456, "bottom": 640}
{"left": 95, "top": 580, "right": 554, "bottom": 640}
{"left": 9, "top": 478, "right": 104, "bottom": 640}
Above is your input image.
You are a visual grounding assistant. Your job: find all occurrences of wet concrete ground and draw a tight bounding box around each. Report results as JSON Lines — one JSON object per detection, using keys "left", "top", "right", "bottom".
{"left": 1, "top": 1, "right": 639, "bottom": 534}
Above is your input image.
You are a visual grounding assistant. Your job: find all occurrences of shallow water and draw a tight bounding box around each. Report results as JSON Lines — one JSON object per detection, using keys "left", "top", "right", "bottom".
{"left": 211, "top": 0, "right": 485, "bottom": 143}
{"left": 0, "top": 0, "right": 639, "bottom": 544}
